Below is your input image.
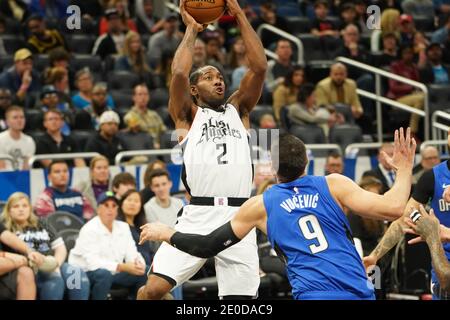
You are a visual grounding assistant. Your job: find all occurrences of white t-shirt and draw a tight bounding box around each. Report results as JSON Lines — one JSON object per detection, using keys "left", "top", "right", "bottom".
{"left": 144, "top": 197, "right": 184, "bottom": 228}
{"left": 0, "top": 130, "right": 36, "bottom": 170}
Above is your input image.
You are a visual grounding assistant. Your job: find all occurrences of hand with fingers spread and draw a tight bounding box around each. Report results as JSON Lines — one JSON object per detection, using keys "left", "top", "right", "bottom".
{"left": 139, "top": 222, "right": 176, "bottom": 245}
{"left": 381, "top": 127, "right": 416, "bottom": 173}
{"left": 179, "top": 0, "right": 207, "bottom": 32}
{"left": 404, "top": 206, "right": 450, "bottom": 245}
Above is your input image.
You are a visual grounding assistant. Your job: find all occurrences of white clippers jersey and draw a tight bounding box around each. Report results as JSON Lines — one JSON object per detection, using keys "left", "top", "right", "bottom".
{"left": 180, "top": 104, "right": 253, "bottom": 198}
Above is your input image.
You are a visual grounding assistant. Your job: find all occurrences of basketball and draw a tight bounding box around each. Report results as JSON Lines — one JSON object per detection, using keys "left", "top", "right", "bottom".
{"left": 185, "top": 0, "right": 226, "bottom": 24}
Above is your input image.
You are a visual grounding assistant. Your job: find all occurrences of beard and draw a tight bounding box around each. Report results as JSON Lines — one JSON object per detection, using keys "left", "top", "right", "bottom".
{"left": 203, "top": 96, "right": 226, "bottom": 110}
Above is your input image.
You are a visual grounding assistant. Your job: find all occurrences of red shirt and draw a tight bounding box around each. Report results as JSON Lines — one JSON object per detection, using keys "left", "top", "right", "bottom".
{"left": 387, "top": 60, "right": 420, "bottom": 100}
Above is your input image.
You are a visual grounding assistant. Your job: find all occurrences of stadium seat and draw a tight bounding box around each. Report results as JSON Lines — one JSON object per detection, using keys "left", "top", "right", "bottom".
{"left": 71, "top": 54, "right": 103, "bottom": 75}
{"left": 333, "top": 103, "right": 355, "bottom": 124}
{"left": 285, "top": 16, "right": 311, "bottom": 34}
{"left": 428, "top": 84, "right": 450, "bottom": 114}
{"left": 27, "top": 130, "right": 46, "bottom": 143}
{"left": 279, "top": 105, "right": 292, "bottom": 131}
{"left": 45, "top": 211, "right": 84, "bottom": 234}
{"left": 110, "top": 90, "right": 133, "bottom": 109}
{"left": 62, "top": 17, "right": 98, "bottom": 35}
{"left": 107, "top": 71, "right": 140, "bottom": 91}
{"left": 412, "top": 15, "right": 436, "bottom": 32}
{"left": 149, "top": 88, "right": 169, "bottom": 109}
{"left": 57, "top": 229, "right": 80, "bottom": 254}
{"left": 71, "top": 129, "right": 95, "bottom": 150}
{"left": 1, "top": 35, "right": 26, "bottom": 54}
{"left": 298, "top": 34, "right": 326, "bottom": 62}
{"left": 66, "top": 34, "right": 96, "bottom": 54}
{"left": 305, "top": 60, "right": 334, "bottom": 84}
{"left": 277, "top": 4, "right": 302, "bottom": 17}
{"left": 329, "top": 124, "right": 363, "bottom": 152}
{"left": 156, "top": 107, "right": 175, "bottom": 129}
{"left": 3, "top": 18, "right": 22, "bottom": 35}
{"left": 24, "top": 109, "right": 44, "bottom": 132}
{"left": 0, "top": 55, "right": 13, "bottom": 72}
{"left": 73, "top": 110, "right": 95, "bottom": 130}
{"left": 289, "top": 124, "right": 326, "bottom": 144}
{"left": 34, "top": 54, "right": 50, "bottom": 72}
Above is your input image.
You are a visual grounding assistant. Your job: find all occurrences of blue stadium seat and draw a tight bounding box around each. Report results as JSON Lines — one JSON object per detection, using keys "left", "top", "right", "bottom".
{"left": 298, "top": 34, "right": 327, "bottom": 62}
{"left": 286, "top": 16, "right": 311, "bottom": 34}
{"left": 66, "top": 34, "right": 96, "bottom": 54}
{"left": 149, "top": 88, "right": 169, "bottom": 109}
{"left": 290, "top": 124, "right": 326, "bottom": 144}
{"left": 1, "top": 35, "right": 27, "bottom": 54}
{"left": 329, "top": 124, "right": 363, "bottom": 153}
{"left": 107, "top": 71, "right": 140, "bottom": 91}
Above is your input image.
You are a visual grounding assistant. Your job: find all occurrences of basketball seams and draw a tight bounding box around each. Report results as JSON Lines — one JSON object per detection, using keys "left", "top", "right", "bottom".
{"left": 185, "top": 6, "right": 225, "bottom": 9}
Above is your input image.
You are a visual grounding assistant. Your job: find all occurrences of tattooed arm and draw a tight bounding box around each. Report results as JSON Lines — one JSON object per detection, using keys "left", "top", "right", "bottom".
{"left": 405, "top": 206, "right": 450, "bottom": 291}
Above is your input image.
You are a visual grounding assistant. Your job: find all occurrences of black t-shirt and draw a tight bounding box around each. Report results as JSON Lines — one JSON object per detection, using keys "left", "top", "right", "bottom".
{"left": 36, "top": 132, "right": 81, "bottom": 167}
{"left": 12, "top": 221, "right": 60, "bottom": 256}
{"left": 311, "top": 18, "right": 338, "bottom": 32}
{"left": 272, "top": 62, "right": 292, "bottom": 81}
{"left": 412, "top": 160, "right": 450, "bottom": 204}
{"left": 85, "top": 132, "right": 124, "bottom": 165}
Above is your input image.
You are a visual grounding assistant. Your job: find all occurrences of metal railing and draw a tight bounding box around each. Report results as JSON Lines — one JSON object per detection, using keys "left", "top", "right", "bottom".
{"left": 0, "top": 154, "right": 17, "bottom": 170}
{"left": 336, "top": 56, "right": 429, "bottom": 142}
{"left": 345, "top": 142, "right": 383, "bottom": 158}
{"left": 256, "top": 24, "right": 304, "bottom": 66}
{"left": 432, "top": 110, "right": 450, "bottom": 141}
{"left": 115, "top": 149, "right": 181, "bottom": 165}
{"left": 28, "top": 152, "right": 100, "bottom": 168}
{"left": 306, "top": 144, "right": 341, "bottom": 154}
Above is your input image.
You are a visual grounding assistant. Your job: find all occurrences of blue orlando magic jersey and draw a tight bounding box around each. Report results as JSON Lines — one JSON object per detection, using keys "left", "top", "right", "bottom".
{"left": 430, "top": 161, "right": 450, "bottom": 285}
{"left": 263, "top": 175, "right": 375, "bottom": 300}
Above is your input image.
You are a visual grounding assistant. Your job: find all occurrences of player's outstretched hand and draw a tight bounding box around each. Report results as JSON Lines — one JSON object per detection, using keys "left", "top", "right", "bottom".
{"left": 139, "top": 222, "right": 176, "bottom": 244}
{"left": 226, "top": 0, "right": 244, "bottom": 17}
{"left": 404, "top": 205, "right": 440, "bottom": 245}
{"left": 381, "top": 127, "right": 416, "bottom": 173}
{"left": 404, "top": 208, "right": 450, "bottom": 245}
{"left": 180, "top": 0, "right": 207, "bottom": 32}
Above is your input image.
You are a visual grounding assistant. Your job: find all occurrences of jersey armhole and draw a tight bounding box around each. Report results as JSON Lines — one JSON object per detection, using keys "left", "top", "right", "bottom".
{"left": 320, "top": 176, "right": 348, "bottom": 219}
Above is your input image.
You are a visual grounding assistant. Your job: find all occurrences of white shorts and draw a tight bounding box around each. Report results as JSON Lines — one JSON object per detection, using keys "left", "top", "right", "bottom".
{"left": 151, "top": 204, "right": 260, "bottom": 297}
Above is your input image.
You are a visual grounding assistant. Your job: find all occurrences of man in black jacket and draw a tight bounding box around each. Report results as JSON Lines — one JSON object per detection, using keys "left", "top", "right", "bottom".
{"left": 420, "top": 42, "right": 450, "bottom": 85}
{"left": 362, "top": 143, "right": 396, "bottom": 194}
{"left": 92, "top": 8, "right": 126, "bottom": 60}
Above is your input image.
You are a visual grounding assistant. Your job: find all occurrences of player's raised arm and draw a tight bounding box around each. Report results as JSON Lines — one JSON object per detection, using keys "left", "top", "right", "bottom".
{"left": 168, "top": 0, "right": 205, "bottom": 131}
{"left": 139, "top": 195, "right": 267, "bottom": 258}
{"left": 328, "top": 127, "right": 416, "bottom": 221}
{"left": 226, "top": 0, "right": 267, "bottom": 125}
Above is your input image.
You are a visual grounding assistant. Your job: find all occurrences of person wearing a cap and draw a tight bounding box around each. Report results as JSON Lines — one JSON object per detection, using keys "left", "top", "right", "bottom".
{"left": 69, "top": 191, "right": 147, "bottom": 300}
{"left": 85, "top": 110, "right": 124, "bottom": 165}
{"left": 420, "top": 42, "right": 450, "bottom": 85}
{"left": 98, "top": 0, "right": 137, "bottom": 36}
{"left": 0, "top": 48, "right": 41, "bottom": 103}
{"left": 399, "top": 14, "right": 416, "bottom": 46}
{"left": 92, "top": 8, "right": 127, "bottom": 60}
{"left": 83, "top": 83, "right": 112, "bottom": 130}
{"left": 135, "top": 0, "right": 165, "bottom": 35}
{"left": 25, "top": 14, "right": 68, "bottom": 54}
{"left": 147, "top": 12, "right": 182, "bottom": 68}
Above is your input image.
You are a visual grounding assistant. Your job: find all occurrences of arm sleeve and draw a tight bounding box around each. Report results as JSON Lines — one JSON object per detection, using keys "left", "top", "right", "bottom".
{"left": 412, "top": 169, "right": 435, "bottom": 204}
{"left": 170, "top": 221, "right": 241, "bottom": 258}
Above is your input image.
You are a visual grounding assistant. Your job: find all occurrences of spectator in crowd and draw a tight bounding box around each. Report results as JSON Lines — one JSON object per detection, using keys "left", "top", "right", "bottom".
{"left": 288, "top": 83, "right": 335, "bottom": 136}
{"left": 36, "top": 110, "right": 85, "bottom": 168}
{"left": 311, "top": 0, "right": 340, "bottom": 38}
{"left": 69, "top": 191, "right": 147, "bottom": 300}
{"left": 38, "top": 85, "right": 72, "bottom": 135}
{"left": 117, "top": 189, "right": 154, "bottom": 265}
{"left": 362, "top": 143, "right": 396, "bottom": 193}
{"left": 25, "top": 15, "right": 68, "bottom": 54}
{"left": 154, "top": 49, "right": 174, "bottom": 90}
{"left": 72, "top": 68, "right": 115, "bottom": 110}
{"left": 272, "top": 65, "right": 305, "bottom": 123}
{"left": 324, "top": 151, "right": 344, "bottom": 175}
{"left": 266, "top": 40, "right": 294, "bottom": 93}
{"left": 112, "top": 172, "right": 136, "bottom": 200}
{"left": 83, "top": 83, "right": 112, "bottom": 129}
{"left": 252, "top": 1, "right": 289, "bottom": 47}
{"left": 0, "top": 48, "right": 41, "bottom": 105}
{"left": 354, "top": 0, "right": 370, "bottom": 34}
{"left": 226, "top": 36, "right": 246, "bottom": 70}
{"left": 413, "top": 31, "right": 429, "bottom": 69}
{"left": 46, "top": 47, "right": 75, "bottom": 91}
{"left": 258, "top": 113, "right": 277, "bottom": 129}
{"left": 398, "top": 14, "right": 416, "bottom": 46}
{"left": 431, "top": 14, "right": 450, "bottom": 44}
{"left": 85, "top": 111, "right": 124, "bottom": 165}
{"left": 124, "top": 84, "right": 166, "bottom": 149}
{"left": 347, "top": 177, "right": 387, "bottom": 255}
{"left": 402, "top": 0, "right": 435, "bottom": 18}
{"left": 204, "top": 32, "right": 226, "bottom": 69}
{"left": 387, "top": 45, "right": 424, "bottom": 136}
{"left": 93, "top": 8, "right": 127, "bottom": 60}
{"left": 0, "top": 0, "right": 29, "bottom": 23}
{"left": 143, "top": 169, "right": 183, "bottom": 244}
{"left": 420, "top": 42, "right": 450, "bottom": 84}
{"left": 374, "top": 32, "right": 398, "bottom": 68}
{"left": 140, "top": 160, "right": 166, "bottom": 204}
{"left": 251, "top": 162, "right": 275, "bottom": 196}
{"left": 28, "top": 0, "right": 69, "bottom": 20}
{"left": 434, "top": 0, "right": 450, "bottom": 17}
{"left": 413, "top": 146, "right": 441, "bottom": 184}
{"left": 98, "top": 0, "right": 137, "bottom": 35}
{"left": 147, "top": 13, "right": 182, "bottom": 69}
{"left": 44, "top": 67, "right": 72, "bottom": 109}
{"left": 192, "top": 39, "right": 208, "bottom": 70}
{"left": 338, "top": 3, "right": 360, "bottom": 31}
{"left": 0, "top": 88, "right": 12, "bottom": 131}
{"left": 0, "top": 106, "right": 35, "bottom": 171}
{"left": 443, "top": 33, "right": 450, "bottom": 64}
{"left": 370, "top": 8, "right": 400, "bottom": 51}
{"left": 0, "top": 222, "right": 36, "bottom": 300}
{"left": 315, "top": 63, "right": 364, "bottom": 121}
{"left": 76, "top": 155, "right": 110, "bottom": 211}
{"left": 135, "top": 0, "right": 165, "bottom": 35}
{"left": 119, "top": 115, "right": 154, "bottom": 157}
{"left": 34, "top": 160, "right": 95, "bottom": 220}
{"left": 230, "top": 58, "right": 249, "bottom": 92}
{"left": 2, "top": 192, "right": 90, "bottom": 300}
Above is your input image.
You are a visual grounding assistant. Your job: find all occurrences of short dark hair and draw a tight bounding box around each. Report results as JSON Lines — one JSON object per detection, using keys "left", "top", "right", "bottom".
{"left": 327, "top": 151, "right": 342, "bottom": 160}
{"left": 148, "top": 169, "right": 171, "bottom": 186}
{"left": 314, "top": 0, "right": 329, "bottom": 8}
{"left": 48, "top": 47, "right": 70, "bottom": 65}
{"left": 112, "top": 172, "right": 136, "bottom": 189}
{"left": 297, "top": 83, "right": 316, "bottom": 103}
{"left": 189, "top": 68, "right": 203, "bottom": 85}
{"left": 271, "top": 134, "right": 308, "bottom": 183}
{"left": 44, "top": 109, "right": 63, "bottom": 121}
{"left": 26, "top": 14, "right": 43, "bottom": 25}
{"left": 143, "top": 160, "right": 167, "bottom": 187}
{"left": 5, "top": 105, "right": 23, "bottom": 118}
{"left": 48, "top": 160, "right": 68, "bottom": 173}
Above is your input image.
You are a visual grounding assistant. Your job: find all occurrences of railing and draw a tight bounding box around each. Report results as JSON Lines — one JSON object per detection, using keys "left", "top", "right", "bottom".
{"left": 345, "top": 142, "right": 383, "bottom": 158}
{"left": 432, "top": 110, "right": 450, "bottom": 141}
{"left": 256, "top": 24, "right": 304, "bottom": 66}
{"left": 28, "top": 152, "right": 100, "bottom": 168}
{"left": 336, "top": 57, "right": 429, "bottom": 142}
{"left": 115, "top": 149, "right": 181, "bottom": 165}
{"left": 0, "top": 154, "right": 17, "bottom": 170}
{"left": 306, "top": 144, "right": 341, "bottom": 154}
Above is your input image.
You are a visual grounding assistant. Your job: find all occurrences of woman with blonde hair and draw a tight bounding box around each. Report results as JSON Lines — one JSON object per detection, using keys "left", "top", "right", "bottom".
{"left": 371, "top": 9, "right": 401, "bottom": 51}
{"left": 76, "top": 155, "right": 111, "bottom": 210}
{"left": 1, "top": 192, "right": 89, "bottom": 300}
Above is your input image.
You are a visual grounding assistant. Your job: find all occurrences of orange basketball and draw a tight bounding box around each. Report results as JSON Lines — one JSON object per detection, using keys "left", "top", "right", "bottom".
{"left": 185, "top": 0, "right": 226, "bottom": 24}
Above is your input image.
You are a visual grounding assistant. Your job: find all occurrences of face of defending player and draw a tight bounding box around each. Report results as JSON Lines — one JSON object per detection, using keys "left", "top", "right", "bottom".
{"left": 191, "top": 67, "right": 226, "bottom": 110}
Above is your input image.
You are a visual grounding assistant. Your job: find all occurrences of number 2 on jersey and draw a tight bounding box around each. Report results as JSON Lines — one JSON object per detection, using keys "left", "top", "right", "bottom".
{"left": 298, "top": 215, "right": 329, "bottom": 254}
{"left": 216, "top": 143, "right": 228, "bottom": 165}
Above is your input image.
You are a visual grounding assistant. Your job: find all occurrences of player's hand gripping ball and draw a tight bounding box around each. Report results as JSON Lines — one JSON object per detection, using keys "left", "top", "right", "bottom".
{"left": 185, "top": 0, "right": 226, "bottom": 24}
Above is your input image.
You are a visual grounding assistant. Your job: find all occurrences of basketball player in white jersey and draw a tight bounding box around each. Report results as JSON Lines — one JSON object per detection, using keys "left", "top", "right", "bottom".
{"left": 137, "top": 0, "right": 267, "bottom": 300}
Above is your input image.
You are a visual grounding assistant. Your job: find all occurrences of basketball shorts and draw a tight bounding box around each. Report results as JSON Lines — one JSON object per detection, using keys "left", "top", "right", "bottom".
{"left": 151, "top": 204, "right": 260, "bottom": 297}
